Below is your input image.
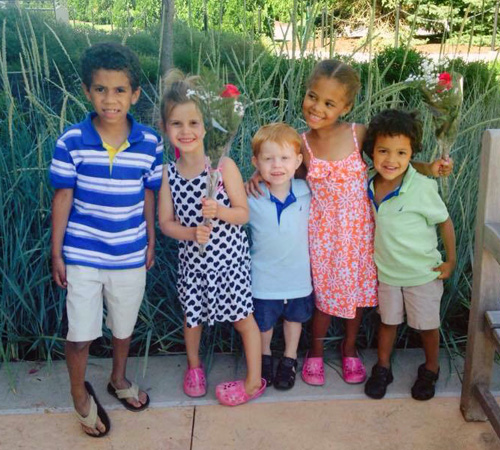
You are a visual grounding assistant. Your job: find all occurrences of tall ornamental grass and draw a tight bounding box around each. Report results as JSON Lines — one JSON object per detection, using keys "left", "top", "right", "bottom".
{"left": 1, "top": 7, "right": 499, "bottom": 367}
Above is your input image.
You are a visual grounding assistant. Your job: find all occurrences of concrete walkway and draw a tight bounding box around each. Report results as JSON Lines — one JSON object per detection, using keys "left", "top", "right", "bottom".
{"left": 1, "top": 349, "right": 500, "bottom": 449}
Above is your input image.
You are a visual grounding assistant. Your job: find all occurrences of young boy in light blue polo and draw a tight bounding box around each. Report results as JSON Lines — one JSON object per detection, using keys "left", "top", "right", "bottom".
{"left": 50, "top": 43, "right": 163, "bottom": 437}
{"left": 362, "top": 109, "right": 456, "bottom": 401}
{"left": 248, "top": 123, "right": 313, "bottom": 390}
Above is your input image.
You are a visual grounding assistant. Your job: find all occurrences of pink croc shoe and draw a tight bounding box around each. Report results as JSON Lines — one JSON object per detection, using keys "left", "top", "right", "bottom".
{"left": 183, "top": 365, "right": 207, "bottom": 397}
{"left": 215, "top": 378, "right": 266, "bottom": 406}
{"left": 341, "top": 342, "right": 366, "bottom": 384}
{"left": 301, "top": 353, "right": 325, "bottom": 386}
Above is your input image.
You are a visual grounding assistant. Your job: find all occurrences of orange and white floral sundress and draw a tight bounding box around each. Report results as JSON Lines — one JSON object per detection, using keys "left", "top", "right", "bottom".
{"left": 303, "top": 124, "right": 378, "bottom": 319}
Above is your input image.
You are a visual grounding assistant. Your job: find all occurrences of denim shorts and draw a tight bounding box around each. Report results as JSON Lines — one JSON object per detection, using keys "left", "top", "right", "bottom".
{"left": 253, "top": 293, "right": 314, "bottom": 332}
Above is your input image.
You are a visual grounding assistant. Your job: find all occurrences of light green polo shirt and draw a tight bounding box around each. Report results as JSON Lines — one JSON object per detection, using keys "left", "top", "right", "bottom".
{"left": 368, "top": 164, "right": 449, "bottom": 287}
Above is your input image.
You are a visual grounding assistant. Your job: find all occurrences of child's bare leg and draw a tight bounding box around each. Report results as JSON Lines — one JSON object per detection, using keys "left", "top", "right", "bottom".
{"left": 377, "top": 323, "right": 397, "bottom": 368}
{"left": 66, "top": 340, "right": 106, "bottom": 436}
{"left": 310, "top": 308, "right": 332, "bottom": 358}
{"left": 343, "top": 307, "right": 364, "bottom": 357}
{"left": 110, "top": 336, "right": 148, "bottom": 407}
{"left": 184, "top": 318, "right": 203, "bottom": 369}
{"left": 420, "top": 329, "right": 440, "bottom": 373}
{"left": 234, "top": 314, "right": 262, "bottom": 395}
{"left": 261, "top": 328, "right": 273, "bottom": 356}
{"left": 283, "top": 320, "right": 302, "bottom": 359}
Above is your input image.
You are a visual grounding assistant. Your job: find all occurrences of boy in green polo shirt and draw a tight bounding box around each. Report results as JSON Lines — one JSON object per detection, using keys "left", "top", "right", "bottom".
{"left": 362, "top": 109, "right": 456, "bottom": 401}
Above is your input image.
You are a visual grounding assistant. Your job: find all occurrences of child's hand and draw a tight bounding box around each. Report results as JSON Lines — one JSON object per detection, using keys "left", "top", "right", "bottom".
{"left": 433, "top": 261, "right": 455, "bottom": 280}
{"left": 430, "top": 157, "right": 454, "bottom": 177}
{"left": 52, "top": 256, "right": 67, "bottom": 288}
{"left": 146, "top": 244, "right": 155, "bottom": 270}
{"left": 201, "top": 198, "right": 218, "bottom": 220}
{"left": 195, "top": 224, "right": 212, "bottom": 244}
{"left": 245, "top": 172, "right": 267, "bottom": 198}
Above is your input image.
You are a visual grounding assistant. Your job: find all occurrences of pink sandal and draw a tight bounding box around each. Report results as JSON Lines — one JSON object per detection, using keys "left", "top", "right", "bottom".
{"left": 341, "top": 342, "right": 366, "bottom": 384}
{"left": 215, "top": 378, "right": 266, "bottom": 406}
{"left": 183, "top": 365, "right": 207, "bottom": 397}
{"left": 301, "top": 353, "right": 325, "bottom": 386}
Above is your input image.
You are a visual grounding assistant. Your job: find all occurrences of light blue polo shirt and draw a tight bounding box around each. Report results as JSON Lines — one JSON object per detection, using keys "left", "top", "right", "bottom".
{"left": 368, "top": 164, "right": 449, "bottom": 287}
{"left": 248, "top": 179, "right": 312, "bottom": 299}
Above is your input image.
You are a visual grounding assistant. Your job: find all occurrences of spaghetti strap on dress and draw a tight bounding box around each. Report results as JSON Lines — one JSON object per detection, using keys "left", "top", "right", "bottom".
{"left": 302, "top": 125, "right": 377, "bottom": 319}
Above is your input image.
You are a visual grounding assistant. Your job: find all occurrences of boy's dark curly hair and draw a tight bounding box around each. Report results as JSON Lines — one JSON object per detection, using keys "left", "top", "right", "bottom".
{"left": 363, "top": 109, "right": 423, "bottom": 160}
{"left": 81, "top": 43, "right": 141, "bottom": 91}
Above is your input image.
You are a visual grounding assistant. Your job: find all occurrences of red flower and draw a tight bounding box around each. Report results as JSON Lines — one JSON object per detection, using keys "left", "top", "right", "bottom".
{"left": 437, "top": 72, "right": 452, "bottom": 90}
{"left": 221, "top": 84, "right": 240, "bottom": 98}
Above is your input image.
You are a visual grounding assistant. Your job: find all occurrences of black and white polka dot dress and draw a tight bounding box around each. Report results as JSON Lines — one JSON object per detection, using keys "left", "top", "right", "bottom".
{"left": 168, "top": 162, "right": 253, "bottom": 328}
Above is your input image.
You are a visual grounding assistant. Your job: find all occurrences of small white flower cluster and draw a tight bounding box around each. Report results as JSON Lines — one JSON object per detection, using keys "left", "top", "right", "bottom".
{"left": 186, "top": 88, "right": 219, "bottom": 104}
{"left": 405, "top": 59, "right": 440, "bottom": 88}
{"left": 198, "top": 90, "right": 218, "bottom": 103}
{"left": 234, "top": 101, "right": 245, "bottom": 117}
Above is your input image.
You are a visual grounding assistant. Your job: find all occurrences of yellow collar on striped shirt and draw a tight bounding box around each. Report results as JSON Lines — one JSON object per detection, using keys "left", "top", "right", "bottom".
{"left": 102, "top": 140, "right": 130, "bottom": 172}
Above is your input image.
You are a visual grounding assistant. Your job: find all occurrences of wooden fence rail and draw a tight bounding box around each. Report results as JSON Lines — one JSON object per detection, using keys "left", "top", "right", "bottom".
{"left": 461, "top": 129, "right": 500, "bottom": 435}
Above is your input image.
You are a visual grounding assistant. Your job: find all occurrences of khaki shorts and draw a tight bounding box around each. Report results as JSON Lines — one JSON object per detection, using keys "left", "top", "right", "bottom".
{"left": 66, "top": 265, "right": 146, "bottom": 342}
{"left": 377, "top": 279, "right": 443, "bottom": 330}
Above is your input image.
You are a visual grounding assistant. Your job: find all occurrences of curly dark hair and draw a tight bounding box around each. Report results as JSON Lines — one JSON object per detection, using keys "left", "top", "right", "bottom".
{"left": 363, "top": 109, "right": 423, "bottom": 160}
{"left": 81, "top": 43, "right": 141, "bottom": 91}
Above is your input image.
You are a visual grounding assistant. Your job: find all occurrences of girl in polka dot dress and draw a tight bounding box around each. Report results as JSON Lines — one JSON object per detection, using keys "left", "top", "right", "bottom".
{"left": 158, "top": 70, "right": 265, "bottom": 406}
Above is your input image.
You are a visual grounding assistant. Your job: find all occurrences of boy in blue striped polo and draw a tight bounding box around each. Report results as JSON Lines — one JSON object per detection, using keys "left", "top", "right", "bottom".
{"left": 50, "top": 43, "right": 162, "bottom": 437}
{"left": 248, "top": 123, "right": 313, "bottom": 390}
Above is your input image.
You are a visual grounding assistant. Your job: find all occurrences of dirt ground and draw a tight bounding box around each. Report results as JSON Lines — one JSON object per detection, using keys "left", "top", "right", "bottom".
{"left": 289, "top": 35, "right": 497, "bottom": 58}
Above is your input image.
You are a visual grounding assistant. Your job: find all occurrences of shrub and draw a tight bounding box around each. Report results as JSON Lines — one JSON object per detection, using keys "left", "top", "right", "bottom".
{"left": 375, "top": 46, "right": 426, "bottom": 84}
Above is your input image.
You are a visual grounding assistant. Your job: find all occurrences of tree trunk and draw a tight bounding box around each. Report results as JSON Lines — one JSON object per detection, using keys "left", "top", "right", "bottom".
{"left": 160, "top": 0, "right": 175, "bottom": 76}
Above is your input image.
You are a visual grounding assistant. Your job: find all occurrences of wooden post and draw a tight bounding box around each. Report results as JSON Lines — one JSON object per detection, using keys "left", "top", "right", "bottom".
{"left": 492, "top": 1, "right": 499, "bottom": 51}
{"left": 394, "top": 2, "right": 401, "bottom": 47}
{"left": 160, "top": 0, "right": 175, "bottom": 76}
{"left": 203, "top": 0, "right": 208, "bottom": 33}
{"left": 329, "top": 7, "right": 335, "bottom": 58}
{"left": 461, "top": 130, "right": 500, "bottom": 421}
{"left": 321, "top": 7, "right": 326, "bottom": 47}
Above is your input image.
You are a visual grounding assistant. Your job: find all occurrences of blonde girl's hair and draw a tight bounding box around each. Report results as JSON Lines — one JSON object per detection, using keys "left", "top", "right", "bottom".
{"left": 307, "top": 59, "right": 361, "bottom": 106}
{"left": 160, "top": 69, "right": 201, "bottom": 125}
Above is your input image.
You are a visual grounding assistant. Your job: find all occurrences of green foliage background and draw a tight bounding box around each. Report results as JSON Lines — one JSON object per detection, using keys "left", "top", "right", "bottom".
{"left": 63, "top": 0, "right": 499, "bottom": 39}
{"left": 1, "top": 6, "right": 500, "bottom": 365}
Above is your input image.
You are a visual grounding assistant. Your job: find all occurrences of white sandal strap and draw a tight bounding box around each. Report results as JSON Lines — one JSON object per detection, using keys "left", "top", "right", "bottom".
{"left": 113, "top": 381, "right": 139, "bottom": 401}
{"left": 74, "top": 395, "right": 98, "bottom": 428}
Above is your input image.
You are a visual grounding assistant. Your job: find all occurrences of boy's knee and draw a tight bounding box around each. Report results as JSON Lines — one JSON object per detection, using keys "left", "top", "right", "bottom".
{"left": 66, "top": 340, "right": 92, "bottom": 352}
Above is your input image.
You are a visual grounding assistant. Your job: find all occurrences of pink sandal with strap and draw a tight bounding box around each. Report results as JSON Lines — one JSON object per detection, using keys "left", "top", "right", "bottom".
{"left": 341, "top": 342, "right": 366, "bottom": 384}
{"left": 183, "top": 365, "right": 207, "bottom": 397}
{"left": 301, "top": 353, "right": 325, "bottom": 386}
{"left": 215, "top": 378, "right": 266, "bottom": 406}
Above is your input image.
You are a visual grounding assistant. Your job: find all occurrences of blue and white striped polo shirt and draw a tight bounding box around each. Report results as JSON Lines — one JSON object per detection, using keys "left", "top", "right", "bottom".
{"left": 50, "top": 113, "right": 163, "bottom": 270}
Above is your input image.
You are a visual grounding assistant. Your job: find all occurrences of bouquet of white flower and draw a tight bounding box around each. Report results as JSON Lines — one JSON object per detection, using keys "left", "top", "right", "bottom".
{"left": 185, "top": 80, "right": 245, "bottom": 255}
{"left": 406, "top": 61, "right": 463, "bottom": 160}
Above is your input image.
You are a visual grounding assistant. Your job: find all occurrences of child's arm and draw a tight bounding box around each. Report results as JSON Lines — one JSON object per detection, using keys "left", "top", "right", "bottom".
{"left": 202, "top": 157, "right": 249, "bottom": 225}
{"left": 433, "top": 217, "right": 456, "bottom": 279}
{"left": 158, "top": 168, "right": 211, "bottom": 244}
{"left": 245, "top": 170, "right": 266, "bottom": 198}
{"left": 144, "top": 189, "right": 156, "bottom": 270}
{"left": 413, "top": 159, "right": 453, "bottom": 178}
{"left": 51, "top": 188, "right": 73, "bottom": 288}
